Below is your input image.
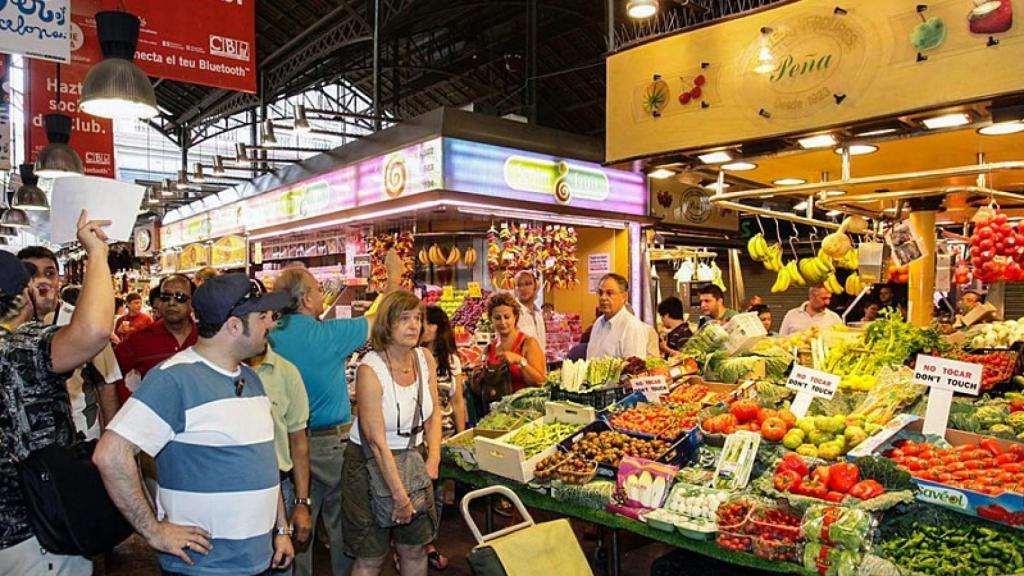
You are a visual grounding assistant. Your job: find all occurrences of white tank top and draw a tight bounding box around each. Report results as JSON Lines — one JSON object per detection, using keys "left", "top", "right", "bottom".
{"left": 350, "top": 348, "right": 433, "bottom": 450}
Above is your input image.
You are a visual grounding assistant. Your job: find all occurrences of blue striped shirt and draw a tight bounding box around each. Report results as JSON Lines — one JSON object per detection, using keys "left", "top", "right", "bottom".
{"left": 108, "top": 347, "right": 279, "bottom": 575}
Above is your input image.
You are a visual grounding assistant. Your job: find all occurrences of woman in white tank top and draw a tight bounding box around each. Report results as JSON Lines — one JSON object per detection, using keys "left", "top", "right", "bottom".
{"left": 342, "top": 291, "right": 441, "bottom": 576}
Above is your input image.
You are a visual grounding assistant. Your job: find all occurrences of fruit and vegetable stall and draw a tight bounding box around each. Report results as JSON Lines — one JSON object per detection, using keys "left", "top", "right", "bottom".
{"left": 442, "top": 313, "right": 1024, "bottom": 576}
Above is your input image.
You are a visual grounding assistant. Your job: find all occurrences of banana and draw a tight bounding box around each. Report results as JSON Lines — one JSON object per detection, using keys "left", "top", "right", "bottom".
{"left": 418, "top": 249, "right": 429, "bottom": 265}
{"left": 429, "top": 244, "right": 446, "bottom": 266}
{"left": 845, "top": 273, "right": 862, "bottom": 296}
{"left": 787, "top": 260, "right": 806, "bottom": 287}
{"left": 748, "top": 234, "right": 767, "bottom": 261}
{"left": 464, "top": 247, "right": 477, "bottom": 266}
{"left": 771, "top": 268, "right": 791, "bottom": 293}
{"left": 824, "top": 274, "right": 843, "bottom": 294}
{"left": 447, "top": 246, "right": 461, "bottom": 266}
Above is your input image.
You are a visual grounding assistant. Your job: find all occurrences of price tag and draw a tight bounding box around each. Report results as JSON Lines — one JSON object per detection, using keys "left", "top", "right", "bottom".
{"left": 785, "top": 365, "right": 840, "bottom": 418}
{"left": 468, "top": 282, "right": 482, "bottom": 298}
{"left": 442, "top": 285, "right": 454, "bottom": 300}
{"left": 914, "top": 354, "right": 982, "bottom": 435}
{"left": 630, "top": 375, "right": 669, "bottom": 403}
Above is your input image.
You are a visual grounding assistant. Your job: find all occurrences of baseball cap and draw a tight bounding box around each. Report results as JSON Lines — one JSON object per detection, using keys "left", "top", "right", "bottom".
{"left": 0, "top": 251, "right": 31, "bottom": 297}
{"left": 192, "top": 273, "right": 290, "bottom": 327}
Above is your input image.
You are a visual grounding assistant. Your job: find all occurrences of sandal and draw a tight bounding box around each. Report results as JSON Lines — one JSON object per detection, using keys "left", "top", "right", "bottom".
{"left": 427, "top": 547, "right": 449, "bottom": 570}
{"left": 492, "top": 499, "right": 513, "bottom": 517}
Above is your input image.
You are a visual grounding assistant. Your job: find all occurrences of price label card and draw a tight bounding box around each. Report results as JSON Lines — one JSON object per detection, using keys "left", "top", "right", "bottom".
{"left": 468, "top": 282, "right": 482, "bottom": 298}
{"left": 785, "top": 366, "right": 840, "bottom": 418}
{"left": 630, "top": 375, "right": 670, "bottom": 403}
{"left": 442, "top": 285, "right": 454, "bottom": 300}
{"left": 915, "top": 354, "right": 982, "bottom": 435}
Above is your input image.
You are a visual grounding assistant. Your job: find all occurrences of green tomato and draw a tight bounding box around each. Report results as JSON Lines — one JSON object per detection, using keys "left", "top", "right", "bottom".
{"left": 783, "top": 429, "right": 805, "bottom": 450}
{"left": 797, "top": 417, "right": 817, "bottom": 434}
{"left": 844, "top": 425, "right": 867, "bottom": 448}
{"left": 818, "top": 440, "right": 844, "bottom": 460}
{"left": 808, "top": 429, "right": 835, "bottom": 446}
{"left": 816, "top": 415, "right": 843, "bottom": 434}
{"left": 796, "top": 444, "right": 819, "bottom": 458}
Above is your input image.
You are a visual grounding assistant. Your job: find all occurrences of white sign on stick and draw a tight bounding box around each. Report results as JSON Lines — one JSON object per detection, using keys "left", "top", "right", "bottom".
{"left": 50, "top": 176, "right": 145, "bottom": 244}
{"left": 630, "top": 375, "right": 670, "bottom": 403}
{"left": 0, "top": 0, "right": 71, "bottom": 63}
{"left": 785, "top": 365, "right": 840, "bottom": 418}
{"left": 914, "top": 354, "right": 982, "bottom": 436}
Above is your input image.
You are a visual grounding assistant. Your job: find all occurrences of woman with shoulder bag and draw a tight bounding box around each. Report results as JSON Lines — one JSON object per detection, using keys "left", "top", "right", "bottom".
{"left": 471, "top": 293, "right": 547, "bottom": 416}
{"left": 343, "top": 291, "right": 442, "bottom": 576}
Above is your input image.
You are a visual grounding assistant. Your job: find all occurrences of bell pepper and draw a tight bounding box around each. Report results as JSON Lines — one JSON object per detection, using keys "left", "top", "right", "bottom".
{"left": 827, "top": 462, "right": 860, "bottom": 494}
{"left": 980, "top": 438, "right": 1004, "bottom": 457}
{"left": 776, "top": 452, "right": 809, "bottom": 477}
{"left": 773, "top": 469, "right": 803, "bottom": 493}
{"left": 824, "top": 491, "right": 846, "bottom": 503}
{"left": 795, "top": 477, "right": 828, "bottom": 499}
{"left": 811, "top": 465, "right": 831, "bottom": 486}
{"left": 849, "top": 479, "right": 885, "bottom": 500}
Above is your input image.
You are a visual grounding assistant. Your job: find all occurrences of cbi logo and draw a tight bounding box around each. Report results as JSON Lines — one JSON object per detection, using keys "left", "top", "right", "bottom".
{"left": 210, "top": 35, "right": 250, "bottom": 61}
{"left": 86, "top": 152, "right": 111, "bottom": 165}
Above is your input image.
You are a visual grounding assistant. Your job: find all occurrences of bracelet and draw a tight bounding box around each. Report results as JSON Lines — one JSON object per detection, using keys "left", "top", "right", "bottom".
{"left": 293, "top": 497, "right": 312, "bottom": 508}
{"left": 275, "top": 526, "right": 293, "bottom": 536}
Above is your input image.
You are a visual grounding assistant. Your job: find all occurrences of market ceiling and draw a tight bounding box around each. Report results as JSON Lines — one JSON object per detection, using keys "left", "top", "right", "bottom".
{"left": 151, "top": 0, "right": 787, "bottom": 147}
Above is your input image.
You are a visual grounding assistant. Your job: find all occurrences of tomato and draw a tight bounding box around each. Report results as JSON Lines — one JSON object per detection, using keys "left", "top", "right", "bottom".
{"left": 756, "top": 408, "right": 779, "bottom": 425}
{"left": 941, "top": 454, "right": 959, "bottom": 465}
{"left": 905, "top": 458, "right": 924, "bottom": 472}
{"left": 761, "top": 417, "right": 788, "bottom": 442}
{"left": 729, "top": 400, "right": 760, "bottom": 424}
{"left": 965, "top": 460, "right": 984, "bottom": 470}
{"left": 777, "top": 409, "right": 796, "bottom": 428}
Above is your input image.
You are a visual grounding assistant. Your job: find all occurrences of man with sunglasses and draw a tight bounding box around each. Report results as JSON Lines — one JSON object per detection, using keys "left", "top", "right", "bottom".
{"left": 95, "top": 273, "right": 295, "bottom": 576}
{"left": 111, "top": 275, "right": 199, "bottom": 412}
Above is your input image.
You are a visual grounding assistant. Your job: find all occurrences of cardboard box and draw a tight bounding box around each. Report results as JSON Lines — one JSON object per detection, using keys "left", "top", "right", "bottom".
{"left": 848, "top": 415, "right": 1024, "bottom": 529}
{"left": 474, "top": 409, "right": 594, "bottom": 483}
{"left": 962, "top": 302, "right": 998, "bottom": 327}
{"left": 723, "top": 312, "right": 768, "bottom": 355}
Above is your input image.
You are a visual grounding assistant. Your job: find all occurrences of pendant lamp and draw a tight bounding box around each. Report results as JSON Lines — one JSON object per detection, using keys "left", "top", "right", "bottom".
{"left": 1, "top": 206, "right": 30, "bottom": 228}
{"left": 176, "top": 170, "right": 189, "bottom": 190}
{"left": 12, "top": 164, "right": 49, "bottom": 211}
{"left": 293, "top": 105, "right": 311, "bottom": 133}
{"left": 235, "top": 142, "right": 249, "bottom": 162}
{"left": 80, "top": 10, "right": 158, "bottom": 119}
{"left": 0, "top": 225, "right": 16, "bottom": 237}
{"left": 262, "top": 119, "right": 278, "bottom": 146}
{"left": 627, "top": 0, "right": 658, "bottom": 19}
{"left": 35, "top": 114, "right": 84, "bottom": 178}
{"left": 192, "top": 162, "right": 206, "bottom": 183}
{"left": 212, "top": 155, "right": 226, "bottom": 176}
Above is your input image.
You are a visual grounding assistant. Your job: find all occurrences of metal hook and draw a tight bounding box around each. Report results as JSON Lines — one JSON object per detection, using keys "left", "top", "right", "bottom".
{"left": 755, "top": 214, "right": 766, "bottom": 235}
{"left": 774, "top": 217, "right": 783, "bottom": 244}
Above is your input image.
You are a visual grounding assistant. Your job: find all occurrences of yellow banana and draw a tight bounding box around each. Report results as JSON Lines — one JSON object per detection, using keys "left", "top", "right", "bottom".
{"left": 464, "top": 247, "right": 477, "bottom": 266}
{"left": 748, "top": 234, "right": 765, "bottom": 261}
{"left": 771, "top": 268, "right": 791, "bottom": 293}
{"left": 418, "top": 249, "right": 429, "bottom": 265}
{"left": 787, "top": 260, "right": 806, "bottom": 286}
{"left": 447, "top": 246, "right": 461, "bottom": 266}
{"left": 429, "top": 244, "right": 446, "bottom": 266}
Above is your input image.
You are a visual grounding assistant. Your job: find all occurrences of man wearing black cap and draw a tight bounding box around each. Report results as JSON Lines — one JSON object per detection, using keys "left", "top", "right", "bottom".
{"left": 95, "top": 273, "right": 296, "bottom": 576}
{"left": 0, "top": 212, "right": 114, "bottom": 575}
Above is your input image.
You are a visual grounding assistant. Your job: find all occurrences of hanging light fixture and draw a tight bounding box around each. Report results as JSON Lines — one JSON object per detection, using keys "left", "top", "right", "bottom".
{"left": 293, "top": 104, "right": 311, "bottom": 133}
{"left": 160, "top": 179, "right": 176, "bottom": 198}
{"left": 1, "top": 205, "right": 30, "bottom": 228}
{"left": 754, "top": 27, "right": 776, "bottom": 75}
{"left": 35, "top": 114, "right": 84, "bottom": 178}
{"left": 146, "top": 186, "right": 160, "bottom": 205}
{"left": 176, "top": 170, "right": 189, "bottom": 190}
{"left": 212, "top": 155, "right": 226, "bottom": 176}
{"left": 627, "top": 0, "right": 658, "bottom": 19}
{"left": 80, "top": 10, "right": 158, "bottom": 119}
{"left": 192, "top": 162, "right": 206, "bottom": 183}
{"left": 12, "top": 164, "right": 48, "bottom": 211}
{"left": 262, "top": 118, "right": 278, "bottom": 146}
{"left": 235, "top": 142, "right": 249, "bottom": 162}
{"left": 0, "top": 225, "right": 16, "bottom": 237}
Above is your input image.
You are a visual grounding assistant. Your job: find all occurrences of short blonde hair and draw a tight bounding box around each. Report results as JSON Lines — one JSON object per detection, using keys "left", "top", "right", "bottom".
{"left": 486, "top": 292, "right": 520, "bottom": 322}
{"left": 371, "top": 291, "right": 423, "bottom": 351}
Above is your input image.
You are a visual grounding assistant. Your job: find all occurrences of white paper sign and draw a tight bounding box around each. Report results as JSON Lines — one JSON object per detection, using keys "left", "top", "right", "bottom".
{"left": 588, "top": 253, "right": 610, "bottom": 274}
{"left": 630, "top": 375, "right": 669, "bottom": 403}
{"left": 785, "top": 365, "right": 840, "bottom": 418}
{"left": 914, "top": 354, "right": 982, "bottom": 436}
{"left": 0, "top": 0, "right": 71, "bottom": 64}
{"left": 50, "top": 176, "right": 145, "bottom": 244}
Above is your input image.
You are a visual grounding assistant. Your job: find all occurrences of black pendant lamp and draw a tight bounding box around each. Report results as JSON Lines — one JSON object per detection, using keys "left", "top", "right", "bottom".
{"left": 35, "top": 113, "right": 84, "bottom": 178}
{"left": 81, "top": 10, "right": 158, "bottom": 119}
{"left": 12, "top": 164, "right": 49, "bottom": 211}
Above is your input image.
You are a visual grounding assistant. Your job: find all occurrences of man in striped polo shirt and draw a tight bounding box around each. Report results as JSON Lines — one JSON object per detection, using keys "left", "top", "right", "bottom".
{"left": 94, "top": 274, "right": 295, "bottom": 575}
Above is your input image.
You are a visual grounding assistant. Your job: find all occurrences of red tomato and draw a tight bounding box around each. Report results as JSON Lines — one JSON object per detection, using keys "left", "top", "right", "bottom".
{"left": 761, "top": 417, "right": 788, "bottom": 442}
{"left": 729, "top": 400, "right": 760, "bottom": 424}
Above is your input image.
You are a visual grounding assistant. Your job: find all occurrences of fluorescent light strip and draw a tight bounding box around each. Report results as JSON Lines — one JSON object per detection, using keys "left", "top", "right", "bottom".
{"left": 979, "top": 122, "right": 1024, "bottom": 136}
{"left": 793, "top": 200, "right": 809, "bottom": 211}
{"left": 797, "top": 134, "right": 838, "bottom": 149}
{"left": 647, "top": 168, "right": 676, "bottom": 179}
{"left": 721, "top": 161, "right": 757, "bottom": 171}
{"left": 697, "top": 151, "right": 734, "bottom": 164}
{"left": 855, "top": 127, "right": 899, "bottom": 137}
{"left": 773, "top": 178, "right": 807, "bottom": 186}
{"left": 921, "top": 113, "right": 971, "bottom": 130}
{"left": 834, "top": 144, "right": 878, "bottom": 156}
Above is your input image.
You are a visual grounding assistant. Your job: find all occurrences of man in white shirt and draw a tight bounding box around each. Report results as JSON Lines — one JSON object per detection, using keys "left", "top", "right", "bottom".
{"left": 514, "top": 270, "right": 546, "bottom": 351}
{"left": 586, "top": 273, "right": 659, "bottom": 359}
{"left": 779, "top": 285, "right": 843, "bottom": 336}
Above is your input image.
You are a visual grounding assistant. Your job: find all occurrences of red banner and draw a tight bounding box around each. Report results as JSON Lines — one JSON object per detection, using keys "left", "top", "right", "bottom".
{"left": 25, "top": 8, "right": 115, "bottom": 178}
{"left": 75, "top": 0, "right": 257, "bottom": 93}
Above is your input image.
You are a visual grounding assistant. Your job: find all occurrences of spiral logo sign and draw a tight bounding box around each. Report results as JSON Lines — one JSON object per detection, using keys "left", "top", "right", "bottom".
{"left": 384, "top": 154, "right": 407, "bottom": 198}
{"left": 504, "top": 156, "right": 609, "bottom": 206}
{"left": 553, "top": 161, "right": 572, "bottom": 204}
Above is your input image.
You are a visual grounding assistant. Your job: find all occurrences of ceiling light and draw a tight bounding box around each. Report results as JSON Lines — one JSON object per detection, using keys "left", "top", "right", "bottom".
{"left": 698, "top": 150, "right": 734, "bottom": 164}
{"left": 262, "top": 119, "right": 278, "bottom": 146}
{"left": 855, "top": 127, "right": 899, "bottom": 137}
{"left": 703, "top": 182, "right": 731, "bottom": 190}
{"left": 793, "top": 200, "right": 809, "bottom": 211}
{"left": 35, "top": 114, "right": 84, "bottom": 178}
{"left": 235, "top": 142, "right": 249, "bottom": 162}
{"left": 192, "top": 162, "right": 206, "bottom": 183}
{"left": 921, "top": 113, "right": 971, "bottom": 130}
{"left": 834, "top": 144, "right": 878, "bottom": 156}
{"left": 212, "top": 155, "right": 226, "bottom": 176}
{"left": 647, "top": 168, "right": 675, "bottom": 179}
{"left": 773, "top": 178, "right": 807, "bottom": 186}
{"left": 754, "top": 27, "right": 775, "bottom": 75}
{"left": 0, "top": 225, "right": 17, "bottom": 237}
{"left": 721, "top": 161, "right": 757, "bottom": 171}
{"left": 797, "top": 134, "right": 838, "bottom": 149}
{"left": 80, "top": 11, "right": 158, "bottom": 119}
{"left": 161, "top": 179, "right": 176, "bottom": 197}
{"left": 1, "top": 207, "right": 30, "bottom": 228}
{"left": 293, "top": 105, "right": 311, "bottom": 133}
{"left": 826, "top": 209, "right": 841, "bottom": 217}
{"left": 978, "top": 121, "right": 1024, "bottom": 136}
{"left": 12, "top": 164, "right": 48, "bottom": 211}
{"left": 176, "top": 170, "right": 190, "bottom": 190}
{"left": 626, "top": 0, "right": 658, "bottom": 19}
{"left": 146, "top": 186, "right": 160, "bottom": 205}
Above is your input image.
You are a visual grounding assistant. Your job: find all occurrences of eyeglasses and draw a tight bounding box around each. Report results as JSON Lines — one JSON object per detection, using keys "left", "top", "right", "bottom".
{"left": 227, "top": 279, "right": 264, "bottom": 318}
{"left": 158, "top": 291, "right": 191, "bottom": 304}
{"left": 395, "top": 395, "right": 425, "bottom": 438}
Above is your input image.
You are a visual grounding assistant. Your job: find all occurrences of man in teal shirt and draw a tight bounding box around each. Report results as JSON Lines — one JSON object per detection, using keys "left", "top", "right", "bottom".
{"left": 270, "top": 268, "right": 374, "bottom": 576}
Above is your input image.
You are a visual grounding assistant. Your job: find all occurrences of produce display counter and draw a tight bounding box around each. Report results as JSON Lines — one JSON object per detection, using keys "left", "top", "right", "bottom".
{"left": 440, "top": 464, "right": 809, "bottom": 576}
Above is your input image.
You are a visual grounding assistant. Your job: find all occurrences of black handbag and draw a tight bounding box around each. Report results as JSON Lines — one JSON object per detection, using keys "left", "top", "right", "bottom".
{"left": 14, "top": 439, "right": 134, "bottom": 556}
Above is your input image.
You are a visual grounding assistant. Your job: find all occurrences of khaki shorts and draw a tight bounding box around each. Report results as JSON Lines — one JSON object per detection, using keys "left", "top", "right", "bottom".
{"left": 340, "top": 442, "right": 437, "bottom": 559}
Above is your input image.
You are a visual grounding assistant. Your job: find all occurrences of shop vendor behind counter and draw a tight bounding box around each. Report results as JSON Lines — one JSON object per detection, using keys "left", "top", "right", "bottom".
{"left": 780, "top": 286, "right": 843, "bottom": 336}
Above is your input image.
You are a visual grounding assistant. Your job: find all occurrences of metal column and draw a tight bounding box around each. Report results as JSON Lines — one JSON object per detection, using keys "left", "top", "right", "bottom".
{"left": 372, "top": 0, "right": 382, "bottom": 131}
{"left": 526, "top": 0, "right": 537, "bottom": 123}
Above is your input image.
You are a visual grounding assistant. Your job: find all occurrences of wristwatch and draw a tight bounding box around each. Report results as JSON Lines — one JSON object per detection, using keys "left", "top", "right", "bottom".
{"left": 293, "top": 497, "right": 312, "bottom": 508}
{"left": 517, "top": 357, "right": 528, "bottom": 368}
{"left": 275, "top": 526, "right": 293, "bottom": 536}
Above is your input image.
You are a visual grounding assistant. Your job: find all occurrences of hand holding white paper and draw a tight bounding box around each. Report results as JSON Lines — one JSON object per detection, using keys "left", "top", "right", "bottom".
{"left": 50, "top": 176, "right": 145, "bottom": 244}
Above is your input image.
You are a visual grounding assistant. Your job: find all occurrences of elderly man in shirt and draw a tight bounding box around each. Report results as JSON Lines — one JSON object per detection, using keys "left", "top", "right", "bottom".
{"left": 514, "top": 270, "right": 546, "bottom": 351}
{"left": 779, "top": 285, "right": 843, "bottom": 336}
{"left": 586, "top": 273, "right": 659, "bottom": 359}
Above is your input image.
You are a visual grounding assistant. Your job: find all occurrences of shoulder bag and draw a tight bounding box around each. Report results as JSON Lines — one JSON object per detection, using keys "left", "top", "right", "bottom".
{"left": 360, "top": 353, "right": 433, "bottom": 528}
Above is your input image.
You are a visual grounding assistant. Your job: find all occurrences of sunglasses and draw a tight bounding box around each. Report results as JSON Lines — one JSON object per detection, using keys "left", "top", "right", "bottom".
{"left": 227, "top": 280, "right": 265, "bottom": 318}
{"left": 158, "top": 291, "right": 191, "bottom": 304}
